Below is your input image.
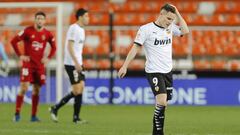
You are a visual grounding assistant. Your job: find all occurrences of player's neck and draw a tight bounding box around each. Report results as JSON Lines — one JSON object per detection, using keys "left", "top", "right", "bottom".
{"left": 154, "top": 21, "right": 165, "bottom": 29}
{"left": 34, "top": 25, "right": 44, "bottom": 31}
{"left": 76, "top": 21, "right": 84, "bottom": 27}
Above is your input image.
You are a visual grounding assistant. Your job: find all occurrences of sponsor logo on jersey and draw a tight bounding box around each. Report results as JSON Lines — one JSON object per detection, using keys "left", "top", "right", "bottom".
{"left": 32, "top": 41, "right": 43, "bottom": 51}
{"left": 31, "top": 35, "right": 35, "bottom": 38}
{"left": 154, "top": 38, "right": 171, "bottom": 45}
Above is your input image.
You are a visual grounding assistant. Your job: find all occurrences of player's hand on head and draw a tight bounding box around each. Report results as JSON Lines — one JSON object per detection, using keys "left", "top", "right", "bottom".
{"left": 168, "top": 4, "right": 179, "bottom": 13}
{"left": 168, "top": 4, "right": 176, "bottom": 9}
{"left": 118, "top": 66, "right": 127, "bottom": 78}
{"left": 20, "top": 55, "right": 30, "bottom": 62}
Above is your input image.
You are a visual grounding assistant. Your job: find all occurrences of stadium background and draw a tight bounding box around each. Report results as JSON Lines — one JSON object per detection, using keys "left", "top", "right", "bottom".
{"left": 0, "top": 0, "right": 240, "bottom": 135}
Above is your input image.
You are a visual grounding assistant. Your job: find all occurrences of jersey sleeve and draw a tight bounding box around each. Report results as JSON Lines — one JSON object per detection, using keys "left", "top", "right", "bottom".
{"left": 134, "top": 26, "right": 147, "bottom": 46}
{"left": 10, "top": 28, "right": 27, "bottom": 56}
{"left": 17, "top": 29, "right": 27, "bottom": 40}
{"left": 67, "top": 25, "right": 76, "bottom": 42}
{"left": 172, "top": 24, "right": 182, "bottom": 37}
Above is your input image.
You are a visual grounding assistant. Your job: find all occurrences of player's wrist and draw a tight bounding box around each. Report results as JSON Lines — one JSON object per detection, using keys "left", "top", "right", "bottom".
{"left": 122, "top": 64, "right": 128, "bottom": 69}
{"left": 74, "top": 61, "right": 79, "bottom": 66}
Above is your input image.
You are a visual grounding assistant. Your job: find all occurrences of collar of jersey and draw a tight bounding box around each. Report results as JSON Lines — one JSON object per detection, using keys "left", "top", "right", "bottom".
{"left": 153, "top": 22, "right": 165, "bottom": 29}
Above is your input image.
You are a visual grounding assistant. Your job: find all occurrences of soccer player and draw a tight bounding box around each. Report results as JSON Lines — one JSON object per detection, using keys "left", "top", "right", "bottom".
{"left": 49, "top": 8, "right": 89, "bottom": 124}
{"left": 11, "top": 11, "right": 56, "bottom": 122}
{"left": 118, "top": 4, "right": 189, "bottom": 135}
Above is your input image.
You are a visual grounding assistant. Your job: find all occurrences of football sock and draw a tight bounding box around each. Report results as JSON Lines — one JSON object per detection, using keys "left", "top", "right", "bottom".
{"left": 152, "top": 104, "right": 165, "bottom": 135}
{"left": 54, "top": 92, "right": 74, "bottom": 110}
{"left": 15, "top": 95, "right": 24, "bottom": 114}
{"left": 31, "top": 95, "right": 39, "bottom": 116}
{"left": 73, "top": 94, "right": 82, "bottom": 119}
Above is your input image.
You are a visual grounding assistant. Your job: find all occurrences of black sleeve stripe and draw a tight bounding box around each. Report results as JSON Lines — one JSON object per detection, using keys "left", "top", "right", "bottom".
{"left": 134, "top": 42, "right": 143, "bottom": 46}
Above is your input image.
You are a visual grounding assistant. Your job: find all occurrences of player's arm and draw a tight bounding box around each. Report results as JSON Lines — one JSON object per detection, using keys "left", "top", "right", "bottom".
{"left": 11, "top": 30, "right": 30, "bottom": 62}
{"left": 47, "top": 34, "right": 56, "bottom": 59}
{"left": 171, "top": 5, "right": 189, "bottom": 35}
{"left": 68, "top": 40, "right": 82, "bottom": 72}
{"left": 11, "top": 33, "right": 23, "bottom": 57}
{"left": 41, "top": 34, "right": 56, "bottom": 65}
{"left": 118, "top": 43, "right": 141, "bottom": 78}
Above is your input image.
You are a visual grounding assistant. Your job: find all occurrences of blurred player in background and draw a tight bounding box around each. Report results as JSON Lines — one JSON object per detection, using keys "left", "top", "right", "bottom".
{"left": 49, "top": 8, "right": 89, "bottom": 124}
{"left": 11, "top": 11, "right": 56, "bottom": 122}
{"left": 0, "top": 39, "right": 9, "bottom": 77}
{"left": 118, "top": 4, "right": 189, "bottom": 135}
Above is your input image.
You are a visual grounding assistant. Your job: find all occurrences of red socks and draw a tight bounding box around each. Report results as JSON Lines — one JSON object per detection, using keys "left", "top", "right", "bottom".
{"left": 15, "top": 95, "right": 24, "bottom": 114}
{"left": 31, "top": 95, "right": 39, "bottom": 116}
{"left": 15, "top": 94, "right": 40, "bottom": 116}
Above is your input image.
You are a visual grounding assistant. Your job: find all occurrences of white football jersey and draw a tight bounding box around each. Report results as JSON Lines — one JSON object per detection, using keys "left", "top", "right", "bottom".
{"left": 64, "top": 23, "right": 85, "bottom": 66}
{"left": 134, "top": 22, "right": 182, "bottom": 73}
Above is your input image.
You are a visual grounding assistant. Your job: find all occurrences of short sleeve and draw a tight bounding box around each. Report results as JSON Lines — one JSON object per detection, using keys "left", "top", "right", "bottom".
{"left": 17, "top": 29, "right": 27, "bottom": 40}
{"left": 134, "top": 27, "right": 147, "bottom": 46}
{"left": 67, "top": 25, "right": 76, "bottom": 41}
{"left": 172, "top": 24, "right": 182, "bottom": 37}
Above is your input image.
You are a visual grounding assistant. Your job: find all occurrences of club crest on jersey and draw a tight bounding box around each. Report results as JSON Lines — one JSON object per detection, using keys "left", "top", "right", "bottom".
{"left": 154, "top": 38, "right": 171, "bottom": 45}
{"left": 32, "top": 41, "right": 43, "bottom": 51}
{"left": 155, "top": 86, "right": 159, "bottom": 91}
{"left": 166, "top": 29, "right": 171, "bottom": 34}
{"left": 42, "top": 35, "right": 46, "bottom": 40}
{"left": 31, "top": 35, "right": 35, "bottom": 38}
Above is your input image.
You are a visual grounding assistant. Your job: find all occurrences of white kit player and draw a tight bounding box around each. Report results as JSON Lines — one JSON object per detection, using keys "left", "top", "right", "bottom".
{"left": 50, "top": 8, "right": 89, "bottom": 124}
{"left": 118, "top": 4, "right": 189, "bottom": 135}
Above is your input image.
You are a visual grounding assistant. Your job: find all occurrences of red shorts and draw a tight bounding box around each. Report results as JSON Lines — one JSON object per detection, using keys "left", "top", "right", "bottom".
{"left": 20, "top": 63, "right": 46, "bottom": 86}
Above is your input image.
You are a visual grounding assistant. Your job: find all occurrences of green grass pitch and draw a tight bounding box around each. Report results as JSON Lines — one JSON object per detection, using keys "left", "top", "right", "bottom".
{"left": 0, "top": 104, "right": 239, "bottom": 135}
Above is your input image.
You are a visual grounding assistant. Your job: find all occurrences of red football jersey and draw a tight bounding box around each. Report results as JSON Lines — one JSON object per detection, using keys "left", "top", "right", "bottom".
{"left": 11, "top": 26, "right": 56, "bottom": 67}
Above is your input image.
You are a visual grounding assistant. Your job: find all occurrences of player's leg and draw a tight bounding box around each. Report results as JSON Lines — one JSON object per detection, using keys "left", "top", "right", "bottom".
{"left": 165, "top": 72, "right": 173, "bottom": 101}
{"left": 151, "top": 72, "right": 173, "bottom": 135}
{"left": 49, "top": 65, "right": 76, "bottom": 122}
{"left": 72, "top": 79, "right": 85, "bottom": 123}
{"left": 30, "top": 84, "right": 41, "bottom": 122}
{"left": 153, "top": 94, "right": 167, "bottom": 135}
{"left": 49, "top": 90, "right": 74, "bottom": 122}
{"left": 14, "top": 65, "right": 31, "bottom": 122}
{"left": 146, "top": 73, "right": 167, "bottom": 135}
{"left": 14, "top": 82, "right": 29, "bottom": 122}
{"left": 30, "top": 68, "right": 46, "bottom": 122}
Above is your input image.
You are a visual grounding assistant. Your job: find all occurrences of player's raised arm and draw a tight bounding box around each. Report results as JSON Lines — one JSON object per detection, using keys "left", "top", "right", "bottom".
{"left": 171, "top": 4, "right": 189, "bottom": 35}
{"left": 118, "top": 43, "right": 141, "bottom": 78}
